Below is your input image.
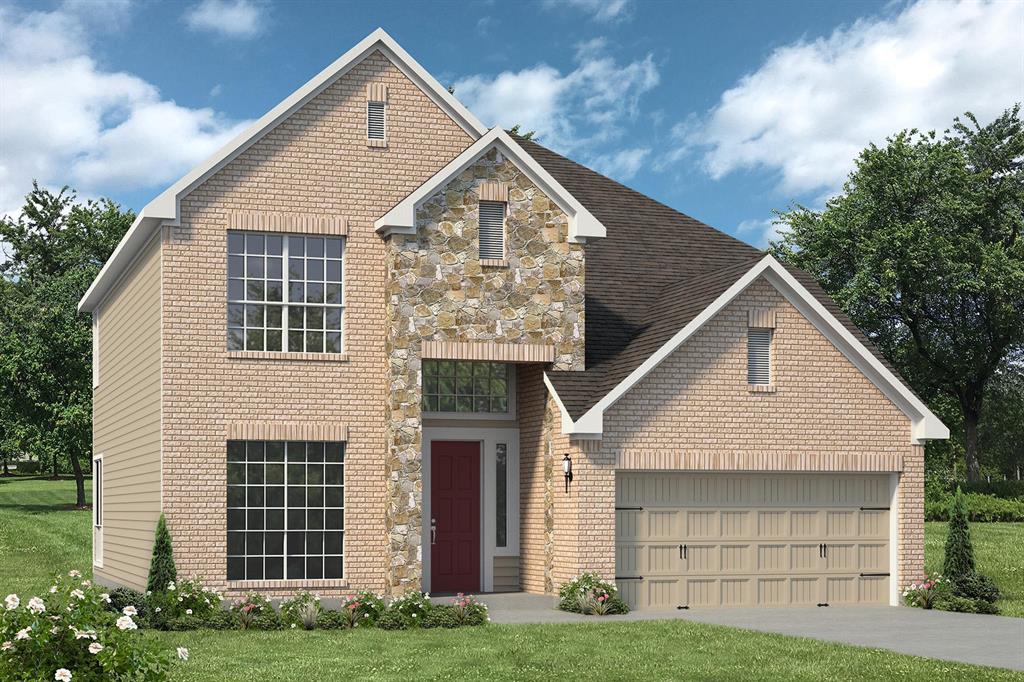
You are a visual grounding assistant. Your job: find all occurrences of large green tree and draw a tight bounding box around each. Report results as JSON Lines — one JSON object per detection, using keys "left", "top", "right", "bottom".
{"left": 772, "top": 106, "right": 1024, "bottom": 482}
{"left": 0, "top": 184, "right": 133, "bottom": 506}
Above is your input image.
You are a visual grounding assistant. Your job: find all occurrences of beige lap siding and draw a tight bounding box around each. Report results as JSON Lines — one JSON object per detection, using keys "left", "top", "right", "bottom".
{"left": 599, "top": 277, "right": 924, "bottom": 592}
{"left": 93, "top": 234, "right": 162, "bottom": 591}
{"left": 160, "top": 49, "right": 472, "bottom": 597}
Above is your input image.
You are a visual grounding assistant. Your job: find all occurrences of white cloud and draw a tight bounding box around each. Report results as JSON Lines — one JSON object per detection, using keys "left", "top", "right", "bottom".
{"left": 736, "top": 217, "right": 785, "bottom": 249}
{"left": 454, "top": 39, "right": 658, "bottom": 154}
{"left": 588, "top": 147, "right": 650, "bottom": 181}
{"left": 0, "top": 2, "right": 250, "bottom": 218}
{"left": 544, "top": 0, "right": 632, "bottom": 23}
{"left": 184, "top": 0, "right": 266, "bottom": 39}
{"left": 681, "top": 0, "right": 1024, "bottom": 196}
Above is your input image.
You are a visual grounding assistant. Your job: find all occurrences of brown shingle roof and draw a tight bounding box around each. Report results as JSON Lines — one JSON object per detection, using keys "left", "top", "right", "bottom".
{"left": 514, "top": 135, "right": 910, "bottom": 420}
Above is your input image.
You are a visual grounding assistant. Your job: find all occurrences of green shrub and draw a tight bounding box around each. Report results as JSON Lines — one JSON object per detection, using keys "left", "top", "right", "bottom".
{"left": 925, "top": 490, "right": 1024, "bottom": 522}
{"left": 164, "top": 615, "right": 204, "bottom": 631}
{"left": 251, "top": 610, "right": 285, "bottom": 631}
{"left": 375, "top": 608, "right": 407, "bottom": 630}
{"left": 315, "top": 610, "right": 349, "bottom": 630}
{"left": 422, "top": 604, "right": 460, "bottom": 629}
{"left": 934, "top": 594, "right": 1000, "bottom": 615}
{"left": 943, "top": 489, "right": 975, "bottom": 580}
{"left": 341, "top": 591, "right": 386, "bottom": 627}
{"left": 1, "top": 570, "right": 180, "bottom": 681}
{"left": 280, "top": 591, "right": 321, "bottom": 630}
{"left": 13, "top": 461, "right": 40, "bottom": 475}
{"left": 962, "top": 479, "right": 1024, "bottom": 499}
{"left": 107, "top": 587, "right": 148, "bottom": 622}
{"left": 146, "top": 578, "right": 223, "bottom": 629}
{"left": 147, "top": 515, "right": 178, "bottom": 595}
{"left": 901, "top": 573, "right": 948, "bottom": 609}
{"left": 231, "top": 594, "right": 273, "bottom": 630}
{"left": 448, "top": 593, "right": 488, "bottom": 626}
{"left": 558, "top": 572, "right": 630, "bottom": 615}
{"left": 952, "top": 572, "right": 1001, "bottom": 604}
{"left": 383, "top": 591, "right": 430, "bottom": 628}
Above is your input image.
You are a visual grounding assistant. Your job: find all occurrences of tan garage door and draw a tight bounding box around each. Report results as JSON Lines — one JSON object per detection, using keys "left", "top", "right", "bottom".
{"left": 615, "top": 473, "right": 891, "bottom": 609}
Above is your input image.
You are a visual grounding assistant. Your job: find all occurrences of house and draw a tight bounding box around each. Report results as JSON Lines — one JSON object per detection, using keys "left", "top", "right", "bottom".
{"left": 79, "top": 29, "right": 947, "bottom": 609}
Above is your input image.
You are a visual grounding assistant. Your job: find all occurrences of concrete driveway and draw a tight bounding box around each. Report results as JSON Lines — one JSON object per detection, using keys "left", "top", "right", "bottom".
{"left": 479, "top": 593, "right": 1024, "bottom": 671}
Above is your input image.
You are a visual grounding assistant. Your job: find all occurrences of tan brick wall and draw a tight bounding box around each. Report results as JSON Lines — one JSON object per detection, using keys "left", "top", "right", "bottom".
{"left": 161, "top": 49, "right": 473, "bottom": 597}
{"left": 517, "top": 364, "right": 551, "bottom": 593}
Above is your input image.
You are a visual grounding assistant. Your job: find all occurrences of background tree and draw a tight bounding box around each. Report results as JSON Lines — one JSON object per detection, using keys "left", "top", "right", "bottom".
{"left": 147, "top": 514, "right": 178, "bottom": 593}
{"left": 772, "top": 106, "right": 1024, "bottom": 482}
{"left": 0, "top": 184, "right": 133, "bottom": 506}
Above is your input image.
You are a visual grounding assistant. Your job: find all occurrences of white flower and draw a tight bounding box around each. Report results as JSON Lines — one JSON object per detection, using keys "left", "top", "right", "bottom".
{"left": 177, "top": 597, "right": 183, "bottom": 602}
{"left": 99, "top": 593, "right": 111, "bottom": 603}
{"left": 51, "top": 626, "right": 60, "bottom": 634}
{"left": 71, "top": 590, "right": 85, "bottom": 600}
{"left": 177, "top": 647, "right": 189, "bottom": 661}
{"left": 68, "top": 570, "right": 81, "bottom": 578}
{"left": 167, "top": 582, "right": 176, "bottom": 591}
{"left": 155, "top": 607, "right": 162, "bottom": 613}
{"left": 28, "top": 597, "right": 45, "bottom": 614}
{"left": 15, "top": 628, "right": 30, "bottom": 641}
{"left": 55, "top": 669, "right": 72, "bottom": 681}
{"left": 204, "top": 598, "right": 210, "bottom": 605}
{"left": 115, "top": 616, "right": 137, "bottom": 631}
{"left": 88, "top": 642, "right": 104, "bottom": 654}
{"left": 146, "top": 590, "right": 152, "bottom": 596}
{"left": 81, "top": 580, "right": 91, "bottom": 587}
{"left": 49, "top": 586, "right": 57, "bottom": 593}
{"left": 4, "top": 594, "right": 18, "bottom": 610}
{"left": 1, "top": 641, "right": 12, "bottom": 651}
{"left": 290, "top": 623, "right": 297, "bottom": 629}
{"left": 122, "top": 605, "right": 137, "bottom": 616}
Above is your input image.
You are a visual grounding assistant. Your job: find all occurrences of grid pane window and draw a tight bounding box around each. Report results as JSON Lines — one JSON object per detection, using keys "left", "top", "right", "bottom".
{"left": 227, "top": 231, "right": 343, "bottom": 353}
{"left": 227, "top": 440, "right": 344, "bottom": 581}
{"left": 422, "top": 360, "right": 509, "bottom": 413}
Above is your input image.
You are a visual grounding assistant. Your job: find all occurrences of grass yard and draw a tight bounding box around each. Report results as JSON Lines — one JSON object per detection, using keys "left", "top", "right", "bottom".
{"left": 2, "top": 476, "right": 1023, "bottom": 681}
{"left": 925, "top": 521, "right": 1024, "bottom": 617}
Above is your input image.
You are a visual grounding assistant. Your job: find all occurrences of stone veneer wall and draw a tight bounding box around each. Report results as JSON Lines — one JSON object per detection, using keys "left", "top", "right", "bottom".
{"left": 161, "top": 50, "right": 473, "bottom": 598}
{"left": 384, "top": 148, "right": 585, "bottom": 593}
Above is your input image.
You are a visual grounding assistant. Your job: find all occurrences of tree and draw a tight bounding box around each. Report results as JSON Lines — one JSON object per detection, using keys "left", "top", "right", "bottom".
{"left": 147, "top": 514, "right": 178, "bottom": 593}
{"left": 772, "top": 106, "right": 1024, "bottom": 481}
{"left": 509, "top": 124, "right": 537, "bottom": 141}
{"left": 943, "top": 489, "right": 975, "bottom": 579}
{"left": 0, "top": 184, "right": 134, "bottom": 506}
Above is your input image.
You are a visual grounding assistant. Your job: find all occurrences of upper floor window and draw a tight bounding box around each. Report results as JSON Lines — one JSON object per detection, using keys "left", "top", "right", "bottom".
{"left": 227, "top": 231, "right": 344, "bottom": 354}
{"left": 747, "top": 328, "right": 772, "bottom": 385}
{"left": 422, "top": 360, "right": 511, "bottom": 414}
{"left": 478, "top": 201, "right": 506, "bottom": 260}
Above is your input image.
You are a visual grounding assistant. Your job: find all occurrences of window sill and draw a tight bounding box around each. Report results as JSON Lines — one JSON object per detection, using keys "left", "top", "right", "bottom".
{"left": 748, "top": 384, "right": 776, "bottom": 393}
{"left": 226, "top": 351, "right": 349, "bottom": 362}
{"left": 227, "top": 579, "right": 349, "bottom": 590}
{"left": 367, "top": 138, "right": 387, "bottom": 148}
{"left": 480, "top": 258, "right": 509, "bottom": 268}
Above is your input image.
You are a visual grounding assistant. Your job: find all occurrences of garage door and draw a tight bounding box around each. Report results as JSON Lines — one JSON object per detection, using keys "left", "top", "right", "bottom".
{"left": 615, "top": 473, "right": 891, "bottom": 609}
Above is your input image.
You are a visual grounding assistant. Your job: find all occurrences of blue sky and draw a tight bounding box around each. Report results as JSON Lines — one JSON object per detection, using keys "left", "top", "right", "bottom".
{"left": 2, "top": 0, "right": 1021, "bottom": 247}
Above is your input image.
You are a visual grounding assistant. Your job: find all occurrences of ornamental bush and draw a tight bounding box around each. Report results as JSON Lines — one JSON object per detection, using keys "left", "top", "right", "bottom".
{"left": 231, "top": 594, "right": 274, "bottom": 630}
{"left": 280, "top": 591, "right": 321, "bottom": 630}
{"left": 1, "top": 571, "right": 184, "bottom": 681}
{"left": 147, "top": 515, "right": 178, "bottom": 596}
{"left": 934, "top": 594, "right": 1000, "bottom": 615}
{"left": 147, "top": 578, "right": 223, "bottom": 630}
{"left": 343, "top": 591, "right": 386, "bottom": 626}
{"left": 382, "top": 591, "right": 431, "bottom": 628}
{"left": 901, "top": 573, "right": 948, "bottom": 609}
{"left": 943, "top": 489, "right": 976, "bottom": 579}
{"left": 558, "top": 573, "right": 629, "bottom": 615}
{"left": 952, "top": 572, "right": 1001, "bottom": 604}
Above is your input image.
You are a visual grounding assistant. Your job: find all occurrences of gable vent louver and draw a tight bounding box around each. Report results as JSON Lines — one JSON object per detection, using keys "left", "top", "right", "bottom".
{"left": 747, "top": 328, "right": 772, "bottom": 385}
{"left": 479, "top": 200, "right": 506, "bottom": 260}
{"left": 367, "top": 100, "right": 386, "bottom": 141}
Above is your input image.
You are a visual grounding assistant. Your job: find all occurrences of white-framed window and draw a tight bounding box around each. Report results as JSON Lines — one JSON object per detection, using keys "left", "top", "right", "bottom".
{"left": 227, "top": 232, "right": 345, "bottom": 353}
{"left": 478, "top": 200, "right": 506, "bottom": 260}
{"left": 227, "top": 440, "right": 345, "bottom": 581}
{"left": 422, "top": 360, "right": 514, "bottom": 416}
{"left": 747, "top": 328, "right": 773, "bottom": 385}
{"left": 92, "top": 311, "right": 99, "bottom": 389}
{"left": 367, "top": 100, "right": 386, "bottom": 141}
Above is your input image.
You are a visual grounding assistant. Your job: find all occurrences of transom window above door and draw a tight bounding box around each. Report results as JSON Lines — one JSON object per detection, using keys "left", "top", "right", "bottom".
{"left": 422, "top": 361, "right": 512, "bottom": 414}
{"left": 227, "top": 231, "right": 344, "bottom": 354}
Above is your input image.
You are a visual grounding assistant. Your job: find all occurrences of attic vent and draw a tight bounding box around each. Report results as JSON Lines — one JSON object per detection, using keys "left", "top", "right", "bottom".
{"left": 747, "top": 328, "right": 772, "bottom": 385}
{"left": 367, "top": 100, "right": 386, "bottom": 141}
{"left": 479, "top": 200, "right": 506, "bottom": 260}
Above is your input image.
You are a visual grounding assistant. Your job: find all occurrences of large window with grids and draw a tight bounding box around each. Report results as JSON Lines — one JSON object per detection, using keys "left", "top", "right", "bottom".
{"left": 422, "top": 360, "right": 511, "bottom": 414}
{"left": 227, "top": 232, "right": 344, "bottom": 354}
{"left": 227, "top": 440, "right": 345, "bottom": 581}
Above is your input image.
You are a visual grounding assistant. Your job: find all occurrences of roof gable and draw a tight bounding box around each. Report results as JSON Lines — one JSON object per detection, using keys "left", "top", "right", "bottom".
{"left": 80, "top": 28, "right": 487, "bottom": 313}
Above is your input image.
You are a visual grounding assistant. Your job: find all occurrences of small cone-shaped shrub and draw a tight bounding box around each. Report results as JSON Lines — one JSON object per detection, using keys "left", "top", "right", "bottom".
{"left": 147, "top": 514, "right": 178, "bottom": 593}
{"left": 943, "top": 488, "right": 975, "bottom": 580}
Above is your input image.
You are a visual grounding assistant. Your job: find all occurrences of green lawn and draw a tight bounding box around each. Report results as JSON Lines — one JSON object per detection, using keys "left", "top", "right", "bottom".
{"left": 926, "top": 521, "right": 1024, "bottom": 617}
{"left": 2, "top": 476, "right": 1023, "bottom": 681}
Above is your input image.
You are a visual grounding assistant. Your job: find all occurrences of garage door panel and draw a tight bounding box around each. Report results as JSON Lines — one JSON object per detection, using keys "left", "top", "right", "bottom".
{"left": 616, "top": 473, "right": 892, "bottom": 609}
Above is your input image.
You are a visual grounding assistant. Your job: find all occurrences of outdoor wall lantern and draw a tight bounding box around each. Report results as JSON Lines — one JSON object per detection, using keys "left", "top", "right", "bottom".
{"left": 562, "top": 454, "right": 573, "bottom": 494}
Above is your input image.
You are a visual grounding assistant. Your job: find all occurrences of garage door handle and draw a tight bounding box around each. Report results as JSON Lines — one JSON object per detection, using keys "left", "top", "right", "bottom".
{"left": 679, "top": 544, "right": 687, "bottom": 560}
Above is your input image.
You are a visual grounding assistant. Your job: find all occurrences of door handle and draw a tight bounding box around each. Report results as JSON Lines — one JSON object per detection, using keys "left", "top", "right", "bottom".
{"left": 823, "top": 543, "right": 828, "bottom": 559}
{"left": 430, "top": 518, "right": 437, "bottom": 545}
{"left": 682, "top": 544, "right": 688, "bottom": 560}
{"left": 819, "top": 543, "right": 823, "bottom": 558}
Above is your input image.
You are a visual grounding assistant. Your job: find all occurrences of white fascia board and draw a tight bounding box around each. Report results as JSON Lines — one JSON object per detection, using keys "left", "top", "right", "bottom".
{"left": 542, "top": 371, "right": 603, "bottom": 437}
{"left": 79, "top": 28, "right": 486, "bottom": 313}
{"left": 376, "top": 128, "right": 606, "bottom": 243}
{"left": 564, "top": 254, "right": 948, "bottom": 444}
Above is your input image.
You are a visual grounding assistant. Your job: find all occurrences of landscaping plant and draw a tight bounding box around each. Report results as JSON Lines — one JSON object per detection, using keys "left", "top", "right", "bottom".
{"left": 146, "top": 578, "right": 223, "bottom": 630}
{"left": 901, "top": 574, "right": 946, "bottom": 609}
{"left": 558, "top": 573, "right": 629, "bottom": 615}
{"left": 280, "top": 591, "right": 321, "bottom": 630}
{"left": 934, "top": 490, "right": 1002, "bottom": 613}
{"left": 1, "top": 570, "right": 184, "bottom": 681}
{"left": 231, "top": 594, "right": 273, "bottom": 630}
{"left": 147, "top": 515, "right": 178, "bottom": 595}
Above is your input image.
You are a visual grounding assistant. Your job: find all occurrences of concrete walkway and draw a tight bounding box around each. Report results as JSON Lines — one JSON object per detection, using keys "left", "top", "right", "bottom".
{"left": 478, "top": 593, "right": 1024, "bottom": 671}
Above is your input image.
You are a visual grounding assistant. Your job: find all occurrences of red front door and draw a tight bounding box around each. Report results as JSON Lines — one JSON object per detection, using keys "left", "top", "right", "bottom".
{"left": 430, "top": 441, "right": 481, "bottom": 593}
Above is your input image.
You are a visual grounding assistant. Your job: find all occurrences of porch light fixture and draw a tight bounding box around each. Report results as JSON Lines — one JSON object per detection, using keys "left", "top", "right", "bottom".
{"left": 562, "top": 454, "right": 573, "bottom": 494}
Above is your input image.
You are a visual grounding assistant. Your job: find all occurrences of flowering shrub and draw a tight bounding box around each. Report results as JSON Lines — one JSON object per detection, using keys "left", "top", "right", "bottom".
{"left": 378, "top": 591, "right": 431, "bottom": 629}
{"left": 558, "top": 573, "right": 629, "bottom": 615}
{"left": 902, "top": 574, "right": 947, "bottom": 609}
{"left": 280, "top": 592, "right": 321, "bottom": 630}
{"left": 231, "top": 594, "right": 273, "bottom": 630}
{"left": 146, "top": 578, "right": 223, "bottom": 629}
{"left": 1, "top": 571, "right": 182, "bottom": 681}
{"left": 449, "top": 593, "right": 488, "bottom": 626}
{"left": 343, "top": 591, "right": 386, "bottom": 627}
